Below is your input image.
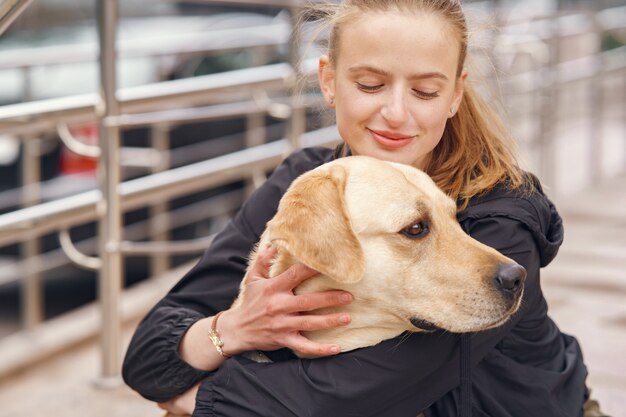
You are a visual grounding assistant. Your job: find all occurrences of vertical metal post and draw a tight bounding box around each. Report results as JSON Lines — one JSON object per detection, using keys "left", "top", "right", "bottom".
{"left": 245, "top": 111, "right": 266, "bottom": 195}
{"left": 21, "top": 137, "right": 43, "bottom": 329}
{"left": 149, "top": 124, "right": 170, "bottom": 277}
{"left": 95, "top": 0, "right": 123, "bottom": 387}
{"left": 19, "top": 63, "right": 44, "bottom": 329}
{"left": 589, "top": 6, "right": 604, "bottom": 183}
{"left": 538, "top": 16, "right": 560, "bottom": 191}
{"left": 287, "top": 6, "right": 305, "bottom": 151}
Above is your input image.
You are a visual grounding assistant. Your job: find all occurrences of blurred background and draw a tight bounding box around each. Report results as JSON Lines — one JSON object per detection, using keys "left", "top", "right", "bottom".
{"left": 0, "top": 0, "right": 624, "bottom": 416}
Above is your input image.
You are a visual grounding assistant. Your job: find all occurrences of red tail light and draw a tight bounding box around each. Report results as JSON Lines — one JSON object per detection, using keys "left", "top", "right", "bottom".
{"left": 59, "top": 123, "right": 98, "bottom": 176}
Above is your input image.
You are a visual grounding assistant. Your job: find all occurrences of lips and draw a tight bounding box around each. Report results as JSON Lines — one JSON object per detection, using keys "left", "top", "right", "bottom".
{"left": 367, "top": 128, "right": 415, "bottom": 149}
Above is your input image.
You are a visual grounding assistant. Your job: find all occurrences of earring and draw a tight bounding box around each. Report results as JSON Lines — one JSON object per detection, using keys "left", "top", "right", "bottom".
{"left": 449, "top": 107, "right": 455, "bottom": 117}
{"left": 329, "top": 97, "right": 335, "bottom": 106}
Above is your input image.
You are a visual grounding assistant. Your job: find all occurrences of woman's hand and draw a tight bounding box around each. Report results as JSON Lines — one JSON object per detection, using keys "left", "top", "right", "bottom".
{"left": 178, "top": 246, "right": 353, "bottom": 371}
{"left": 219, "top": 245, "right": 353, "bottom": 357}
{"left": 157, "top": 383, "right": 199, "bottom": 416}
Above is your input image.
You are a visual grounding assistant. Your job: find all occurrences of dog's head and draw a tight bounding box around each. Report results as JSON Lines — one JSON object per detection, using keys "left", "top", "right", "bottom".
{"left": 265, "top": 155, "right": 526, "bottom": 335}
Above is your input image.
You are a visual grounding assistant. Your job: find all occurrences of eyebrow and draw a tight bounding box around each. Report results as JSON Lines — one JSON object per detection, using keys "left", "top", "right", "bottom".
{"left": 348, "top": 65, "right": 449, "bottom": 81}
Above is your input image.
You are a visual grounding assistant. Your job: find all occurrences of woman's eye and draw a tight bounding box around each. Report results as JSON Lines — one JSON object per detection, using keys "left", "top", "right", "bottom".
{"left": 356, "top": 82, "right": 383, "bottom": 92}
{"left": 413, "top": 90, "right": 439, "bottom": 99}
{"left": 401, "top": 221, "right": 430, "bottom": 239}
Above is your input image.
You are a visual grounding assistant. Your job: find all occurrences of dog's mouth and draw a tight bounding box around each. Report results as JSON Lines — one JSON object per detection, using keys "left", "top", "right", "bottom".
{"left": 410, "top": 317, "right": 441, "bottom": 332}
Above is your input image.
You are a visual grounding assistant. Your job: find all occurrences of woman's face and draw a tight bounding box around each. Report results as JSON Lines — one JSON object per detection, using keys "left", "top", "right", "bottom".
{"left": 319, "top": 11, "right": 466, "bottom": 169}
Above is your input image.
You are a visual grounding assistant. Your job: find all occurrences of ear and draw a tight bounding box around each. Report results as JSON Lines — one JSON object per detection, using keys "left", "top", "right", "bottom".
{"left": 318, "top": 55, "right": 336, "bottom": 108}
{"left": 451, "top": 69, "right": 468, "bottom": 116}
{"left": 267, "top": 165, "right": 364, "bottom": 283}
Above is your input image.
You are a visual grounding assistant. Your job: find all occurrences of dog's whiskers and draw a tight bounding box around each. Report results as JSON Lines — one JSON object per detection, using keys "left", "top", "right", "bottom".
{"left": 389, "top": 331, "right": 413, "bottom": 352}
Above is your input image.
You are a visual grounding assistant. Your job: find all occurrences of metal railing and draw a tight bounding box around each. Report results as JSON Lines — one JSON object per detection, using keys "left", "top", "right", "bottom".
{"left": 0, "top": 128, "right": 339, "bottom": 248}
{"left": 0, "top": 62, "right": 296, "bottom": 135}
{"left": 491, "top": 4, "right": 626, "bottom": 189}
{"left": 0, "top": 0, "right": 333, "bottom": 383}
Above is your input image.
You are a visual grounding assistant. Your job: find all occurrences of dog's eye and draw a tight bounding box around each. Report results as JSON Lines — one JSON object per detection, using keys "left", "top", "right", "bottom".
{"left": 401, "top": 221, "right": 429, "bottom": 239}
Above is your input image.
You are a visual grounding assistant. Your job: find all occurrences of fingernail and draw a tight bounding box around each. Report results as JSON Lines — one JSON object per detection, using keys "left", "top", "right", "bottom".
{"left": 339, "top": 314, "right": 351, "bottom": 324}
{"left": 340, "top": 293, "right": 352, "bottom": 304}
{"left": 330, "top": 345, "right": 341, "bottom": 354}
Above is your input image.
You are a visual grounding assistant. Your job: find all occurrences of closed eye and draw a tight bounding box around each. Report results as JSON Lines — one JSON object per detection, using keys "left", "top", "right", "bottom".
{"left": 356, "top": 82, "right": 383, "bottom": 93}
{"left": 400, "top": 221, "right": 430, "bottom": 239}
{"left": 413, "top": 90, "right": 439, "bottom": 99}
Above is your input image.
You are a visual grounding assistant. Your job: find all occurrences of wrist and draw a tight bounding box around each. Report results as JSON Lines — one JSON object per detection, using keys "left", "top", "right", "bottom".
{"left": 216, "top": 308, "right": 248, "bottom": 356}
{"left": 207, "top": 311, "right": 232, "bottom": 358}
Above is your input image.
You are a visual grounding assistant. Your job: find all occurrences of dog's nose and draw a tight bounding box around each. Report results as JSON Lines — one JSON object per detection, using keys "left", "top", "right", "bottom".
{"left": 494, "top": 263, "right": 526, "bottom": 297}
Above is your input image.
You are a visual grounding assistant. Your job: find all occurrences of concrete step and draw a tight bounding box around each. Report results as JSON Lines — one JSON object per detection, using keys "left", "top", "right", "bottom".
{"left": 542, "top": 174, "right": 626, "bottom": 416}
{"left": 0, "top": 261, "right": 194, "bottom": 380}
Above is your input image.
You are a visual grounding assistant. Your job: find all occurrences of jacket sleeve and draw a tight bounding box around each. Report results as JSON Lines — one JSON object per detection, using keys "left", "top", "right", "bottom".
{"left": 121, "top": 148, "right": 328, "bottom": 402}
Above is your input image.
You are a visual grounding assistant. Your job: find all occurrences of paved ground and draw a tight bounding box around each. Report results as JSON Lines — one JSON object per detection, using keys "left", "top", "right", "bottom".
{"left": 546, "top": 175, "right": 626, "bottom": 417}
{"left": 0, "top": 174, "right": 624, "bottom": 417}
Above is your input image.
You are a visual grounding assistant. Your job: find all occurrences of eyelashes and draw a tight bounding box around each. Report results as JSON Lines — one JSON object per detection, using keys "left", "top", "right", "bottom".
{"left": 355, "top": 82, "right": 440, "bottom": 99}
{"left": 355, "top": 82, "right": 383, "bottom": 92}
{"left": 414, "top": 90, "right": 440, "bottom": 99}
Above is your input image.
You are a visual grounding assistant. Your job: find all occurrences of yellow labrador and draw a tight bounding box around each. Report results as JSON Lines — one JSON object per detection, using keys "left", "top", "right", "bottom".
{"left": 237, "top": 155, "right": 526, "bottom": 356}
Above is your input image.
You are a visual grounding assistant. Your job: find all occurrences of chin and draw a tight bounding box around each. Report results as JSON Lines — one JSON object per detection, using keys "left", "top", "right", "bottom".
{"left": 373, "top": 149, "right": 424, "bottom": 168}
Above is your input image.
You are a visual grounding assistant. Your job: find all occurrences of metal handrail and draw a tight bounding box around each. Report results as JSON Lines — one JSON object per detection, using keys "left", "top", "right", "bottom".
{"left": 181, "top": 0, "right": 303, "bottom": 8}
{"left": 119, "top": 237, "right": 215, "bottom": 256}
{"left": 0, "top": 0, "right": 34, "bottom": 35}
{"left": 0, "top": 189, "right": 246, "bottom": 287}
{"left": 58, "top": 228, "right": 103, "bottom": 271}
{"left": 0, "top": 126, "right": 340, "bottom": 247}
{"left": 501, "top": 45, "right": 626, "bottom": 94}
{"left": 0, "top": 62, "right": 289, "bottom": 128}
{"left": 56, "top": 123, "right": 101, "bottom": 158}
{"left": 0, "top": 21, "right": 290, "bottom": 70}
{"left": 0, "top": 61, "right": 318, "bottom": 136}
{"left": 104, "top": 93, "right": 322, "bottom": 129}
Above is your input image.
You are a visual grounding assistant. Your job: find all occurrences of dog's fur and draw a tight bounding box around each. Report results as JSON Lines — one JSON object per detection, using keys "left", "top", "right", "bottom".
{"left": 235, "top": 156, "right": 525, "bottom": 356}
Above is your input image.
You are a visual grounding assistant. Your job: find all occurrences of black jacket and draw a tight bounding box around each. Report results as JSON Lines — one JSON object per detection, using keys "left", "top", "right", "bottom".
{"left": 123, "top": 147, "right": 589, "bottom": 417}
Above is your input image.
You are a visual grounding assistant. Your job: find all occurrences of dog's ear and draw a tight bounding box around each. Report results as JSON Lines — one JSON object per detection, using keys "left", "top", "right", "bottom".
{"left": 267, "top": 165, "right": 364, "bottom": 283}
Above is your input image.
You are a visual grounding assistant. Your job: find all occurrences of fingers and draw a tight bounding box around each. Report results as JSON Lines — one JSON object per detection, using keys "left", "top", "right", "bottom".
{"left": 279, "top": 290, "right": 352, "bottom": 314}
{"left": 245, "top": 245, "right": 278, "bottom": 282}
{"left": 284, "top": 333, "right": 342, "bottom": 357}
{"left": 157, "top": 402, "right": 176, "bottom": 415}
{"left": 282, "top": 312, "right": 352, "bottom": 332}
{"left": 271, "top": 262, "right": 320, "bottom": 291}
{"left": 161, "top": 412, "right": 185, "bottom": 417}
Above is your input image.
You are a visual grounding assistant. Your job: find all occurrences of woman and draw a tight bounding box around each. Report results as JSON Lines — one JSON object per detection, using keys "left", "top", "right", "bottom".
{"left": 123, "top": 1, "right": 597, "bottom": 415}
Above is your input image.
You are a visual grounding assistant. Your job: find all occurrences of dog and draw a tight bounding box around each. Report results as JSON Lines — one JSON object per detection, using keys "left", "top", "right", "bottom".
{"left": 237, "top": 155, "right": 526, "bottom": 357}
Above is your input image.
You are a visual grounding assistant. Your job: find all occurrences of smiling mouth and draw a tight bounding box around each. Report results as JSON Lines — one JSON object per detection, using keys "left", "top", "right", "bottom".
{"left": 367, "top": 129, "right": 416, "bottom": 150}
{"left": 367, "top": 128, "right": 415, "bottom": 140}
{"left": 410, "top": 318, "right": 440, "bottom": 332}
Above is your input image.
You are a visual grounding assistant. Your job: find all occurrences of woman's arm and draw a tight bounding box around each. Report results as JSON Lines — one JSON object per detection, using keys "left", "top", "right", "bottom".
{"left": 178, "top": 247, "right": 351, "bottom": 371}
{"left": 122, "top": 147, "right": 342, "bottom": 402}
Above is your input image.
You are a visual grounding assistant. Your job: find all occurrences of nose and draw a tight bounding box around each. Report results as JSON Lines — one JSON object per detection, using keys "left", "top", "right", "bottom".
{"left": 494, "top": 263, "right": 526, "bottom": 297}
{"left": 381, "top": 88, "right": 409, "bottom": 126}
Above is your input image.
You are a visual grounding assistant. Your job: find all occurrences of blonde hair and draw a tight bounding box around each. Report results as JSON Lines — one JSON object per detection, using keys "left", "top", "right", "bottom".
{"left": 307, "top": 0, "right": 526, "bottom": 209}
